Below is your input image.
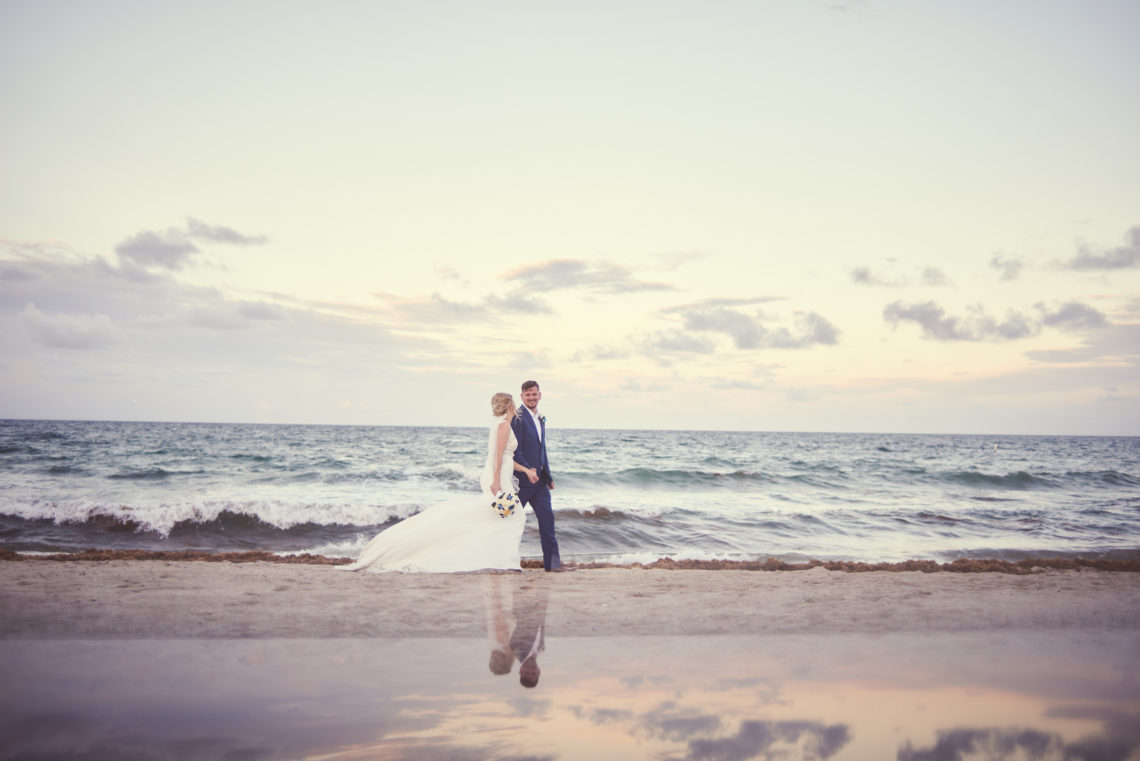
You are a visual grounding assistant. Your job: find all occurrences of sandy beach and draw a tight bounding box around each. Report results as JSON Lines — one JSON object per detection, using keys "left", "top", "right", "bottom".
{"left": 3, "top": 557, "right": 1138, "bottom": 639}
{"left": 5, "top": 557, "right": 1140, "bottom": 759}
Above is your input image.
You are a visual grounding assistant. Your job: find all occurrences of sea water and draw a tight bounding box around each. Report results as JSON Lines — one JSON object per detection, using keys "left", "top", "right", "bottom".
{"left": 1, "top": 419, "right": 1137, "bottom": 563}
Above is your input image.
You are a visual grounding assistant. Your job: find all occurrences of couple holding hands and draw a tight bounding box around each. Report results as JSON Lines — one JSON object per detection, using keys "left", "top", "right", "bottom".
{"left": 343, "top": 380, "right": 571, "bottom": 574}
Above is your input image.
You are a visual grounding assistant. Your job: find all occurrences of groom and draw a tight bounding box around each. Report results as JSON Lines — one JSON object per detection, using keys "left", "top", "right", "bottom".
{"left": 511, "top": 380, "right": 570, "bottom": 572}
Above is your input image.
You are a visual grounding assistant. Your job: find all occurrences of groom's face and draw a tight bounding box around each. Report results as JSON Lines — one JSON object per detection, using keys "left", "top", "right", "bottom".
{"left": 521, "top": 386, "right": 541, "bottom": 411}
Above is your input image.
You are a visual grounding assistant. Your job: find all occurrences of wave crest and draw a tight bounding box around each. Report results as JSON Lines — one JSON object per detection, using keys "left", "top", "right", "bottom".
{"left": 941, "top": 471, "right": 1059, "bottom": 490}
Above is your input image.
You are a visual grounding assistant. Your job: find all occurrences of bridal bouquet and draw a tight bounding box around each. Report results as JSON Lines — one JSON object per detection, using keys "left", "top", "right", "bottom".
{"left": 491, "top": 490, "right": 519, "bottom": 518}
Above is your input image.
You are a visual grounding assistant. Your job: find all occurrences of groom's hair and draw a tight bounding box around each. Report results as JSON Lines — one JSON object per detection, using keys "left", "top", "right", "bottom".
{"left": 521, "top": 380, "right": 540, "bottom": 392}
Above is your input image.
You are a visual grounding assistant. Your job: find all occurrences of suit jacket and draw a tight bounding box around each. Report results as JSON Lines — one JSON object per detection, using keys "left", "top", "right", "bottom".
{"left": 511, "top": 408, "right": 551, "bottom": 490}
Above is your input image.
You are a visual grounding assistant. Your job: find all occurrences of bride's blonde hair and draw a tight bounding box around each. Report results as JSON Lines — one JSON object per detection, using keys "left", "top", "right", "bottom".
{"left": 490, "top": 392, "right": 515, "bottom": 417}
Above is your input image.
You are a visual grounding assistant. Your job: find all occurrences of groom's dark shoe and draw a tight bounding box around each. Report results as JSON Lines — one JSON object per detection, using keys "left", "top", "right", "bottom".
{"left": 546, "top": 565, "right": 576, "bottom": 573}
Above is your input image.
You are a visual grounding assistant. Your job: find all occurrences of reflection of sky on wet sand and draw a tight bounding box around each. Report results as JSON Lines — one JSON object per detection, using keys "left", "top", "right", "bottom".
{"left": 1, "top": 581, "right": 1137, "bottom": 760}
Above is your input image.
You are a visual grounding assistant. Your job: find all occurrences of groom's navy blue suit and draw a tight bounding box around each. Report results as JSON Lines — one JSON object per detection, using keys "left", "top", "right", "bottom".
{"left": 511, "top": 409, "right": 561, "bottom": 571}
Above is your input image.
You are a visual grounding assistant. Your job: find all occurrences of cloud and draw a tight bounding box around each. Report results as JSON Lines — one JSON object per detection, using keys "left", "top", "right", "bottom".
{"left": 898, "top": 728, "right": 1066, "bottom": 761}
{"left": 20, "top": 303, "right": 118, "bottom": 349}
{"left": 792, "top": 311, "right": 842, "bottom": 345}
{"left": 850, "top": 265, "right": 951, "bottom": 287}
{"left": 1038, "top": 301, "right": 1108, "bottom": 331}
{"left": 113, "top": 218, "right": 268, "bottom": 271}
{"left": 851, "top": 266, "right": 903, "bottom": 287}
{"left": 641, "top": 709, "right": 722, "bottom": 742}
{"left": 920, "top": 267, "right": 950, "bottom": 286}
{"left": 883, "top": 300, "right": 1109, "bottom": 341}
{"left": 502, "top": 259, "right": 673, "bottom": 294}
{"left": 375, "top": 290, "right": 553, "bottom": 324}
{"left": 114, "top": 230, "right": 200, "bottom": 270}
{"left": 2, "top": 242, "right": 412, "bottom": 367}
{"left": 685, "top": 720, "right": 851, "bottom": 761}
{"left": 483, "top": 292, "right": 554, "bottom": 314}
{"left": 379, "top": 292, "right": 490, "bottom": 323}
{"left": 991, "top": 253, "right": 1025, "bottom": 281}
{"left": 677, "top": 305, "right": 840, "bottom": 350}
{"left": 0, "top": 261, "right": 39, "bottom": 283}
{"left": 1024, "top": 323, "right": 1140, "bottom": 364}
{"left": 433, "top": 261, "right": 469, "bottom": 286}
{"left": 659, "top": 297, "right": 784, "bottom": 313}
{"left": 646, "top": 330, "right": 718, "bottom": 355}
{"left": 187, "top": 300, "right": 286, "bottom": 330}
{"left": 683, "top": 307, "right": 765, "bottom": 349}
{"left": 185, "top": 217, "right": 269, "bottom": 246}
{"left": 1061, "top": 225, "right": 1140, "bottom": 270}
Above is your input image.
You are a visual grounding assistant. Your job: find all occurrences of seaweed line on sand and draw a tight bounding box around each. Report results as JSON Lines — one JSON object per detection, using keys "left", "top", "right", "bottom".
{"left": 1, "top": 549, "right": 1139, "bottom": 574}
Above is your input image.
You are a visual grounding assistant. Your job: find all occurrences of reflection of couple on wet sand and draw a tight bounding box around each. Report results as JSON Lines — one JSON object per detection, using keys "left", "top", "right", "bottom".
{"left": 487, "top": 577, "right": 549, "bottom": 689}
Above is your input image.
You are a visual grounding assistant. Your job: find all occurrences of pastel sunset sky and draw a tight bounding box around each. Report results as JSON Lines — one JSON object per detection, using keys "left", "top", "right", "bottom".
{"left": 2, "top": 0, "right": 1137, "bottom": 433}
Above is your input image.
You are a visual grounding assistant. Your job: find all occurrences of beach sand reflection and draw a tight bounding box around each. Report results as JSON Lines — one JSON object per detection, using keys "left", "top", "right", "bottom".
{"left": 1, "top": 577, "right": 1136, "bottom": 760}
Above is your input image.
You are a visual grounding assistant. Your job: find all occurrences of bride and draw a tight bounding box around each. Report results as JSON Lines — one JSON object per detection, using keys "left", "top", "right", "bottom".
{"left": 341, "top": 392, "right": 530, "bottom": 573}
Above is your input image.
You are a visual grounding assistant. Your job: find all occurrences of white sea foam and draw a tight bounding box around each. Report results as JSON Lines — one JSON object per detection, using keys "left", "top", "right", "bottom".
{"left": 0, "top": 495, "right": 426, "bottom": 537}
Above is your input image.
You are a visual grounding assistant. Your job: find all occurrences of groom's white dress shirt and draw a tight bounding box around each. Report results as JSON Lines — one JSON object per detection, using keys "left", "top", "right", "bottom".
{"left": 525, "top": 407, "right": 542, "bottom": 441}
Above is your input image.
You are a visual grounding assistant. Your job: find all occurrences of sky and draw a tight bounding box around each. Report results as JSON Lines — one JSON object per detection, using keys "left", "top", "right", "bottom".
{"left": 1, "top": 0, "right": 1138, "bottom": 434}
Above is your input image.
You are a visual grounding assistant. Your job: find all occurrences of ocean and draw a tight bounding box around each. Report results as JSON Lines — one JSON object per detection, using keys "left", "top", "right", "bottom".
{"left": 1, "top": 419, "right": 1137, "bottom": 564}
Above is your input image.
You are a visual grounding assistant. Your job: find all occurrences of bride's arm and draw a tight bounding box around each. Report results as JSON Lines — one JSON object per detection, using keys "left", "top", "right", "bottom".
{"left": 491, "top": 421, "right": 510, "bottom": 493}
{"left": 514, "top": 460, "right": 539, "bottom": 483}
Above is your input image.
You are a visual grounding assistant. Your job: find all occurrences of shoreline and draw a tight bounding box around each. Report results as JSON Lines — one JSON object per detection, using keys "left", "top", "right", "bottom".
{"left": 3, "top": 556, "right": 1139, "bottom": 639}
{"left": 3, "top": 548, "right": 1140, "bottom": 573}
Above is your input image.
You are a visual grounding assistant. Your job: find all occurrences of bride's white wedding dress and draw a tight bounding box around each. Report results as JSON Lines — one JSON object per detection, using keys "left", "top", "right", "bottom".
{"left": 341, "top": 415, "right": 527, "bottom": 573}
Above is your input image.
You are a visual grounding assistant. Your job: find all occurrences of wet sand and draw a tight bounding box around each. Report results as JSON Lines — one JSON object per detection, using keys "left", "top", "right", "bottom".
{"left": 2, "top": 556, "right": 1138, "bottom": 639}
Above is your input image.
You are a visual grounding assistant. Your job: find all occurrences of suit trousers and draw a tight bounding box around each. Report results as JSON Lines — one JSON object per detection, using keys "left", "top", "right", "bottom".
{"left": 520, "top": 483, "right": 560, "bottom": 571}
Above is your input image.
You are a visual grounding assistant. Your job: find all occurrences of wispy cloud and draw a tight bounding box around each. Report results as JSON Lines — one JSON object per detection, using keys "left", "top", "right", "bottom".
{"left": 884, "top": 300, "right": 1109, "bottom": 341}
{"left": 375, "top": 292, "right": 489, "bottom": 323}
{"left": 850, "top": 266, "right": 903, "bottom": 287}
{"left": 1024, "top": 323, "right": 1140, "bottom": 364}
{"left": 659, "top": 297, "right": 784, "bottom": 313}
{"left": 375, "top": 289, "right": 554, "bottom": 325}
{"left": 850, "top": 264, "right": 951, "bottom": 287}
{"left": 114, "top": 230, "right": 200, "bottom": 271}
{"left": 433, "top": 261, "right": 469, "bottom": 286}
{"left": 483, "top": 292, "right": 553, "bottom": 314}
{"left": 898, "top": 727, "right": 1096, "bottom": 761}
{"left": 990, "top": 253, "right": 1025, "bottom": 281}
{"left": 644, "top": 330, "right": 718, "bottom": 355}
{"left": 1061, "top": 225, "right": 1140, "bottom": 271}
{"left": 113, "top": 218, "right": 268, "bottom": 272}
{"left": 685, "top": 719, "right": 852, "bottom": 760}
{"left": 185, "top": 217, "right": 269, "bottom": 246}
{"left": 502, "top": 259, "right": 673, "bottom": 294}
{"left": 673, "top": 304, "right": 840, "bottom": 350}
{"left": 920, "top": 267, "right": 950, "bottom": 286}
